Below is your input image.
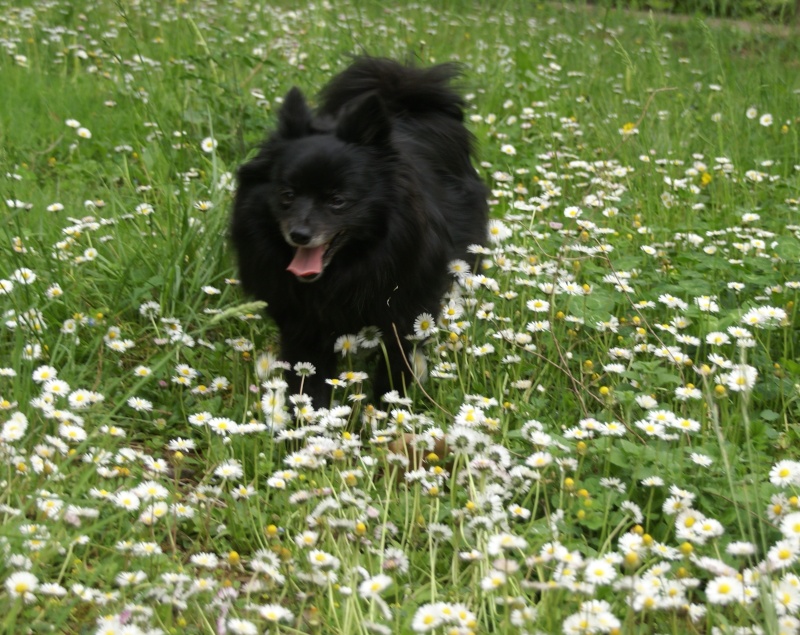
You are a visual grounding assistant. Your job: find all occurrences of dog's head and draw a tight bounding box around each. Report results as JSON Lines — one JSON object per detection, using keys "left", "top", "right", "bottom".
{"left": 238, "top": 87, "right": 395, "bottom": 283}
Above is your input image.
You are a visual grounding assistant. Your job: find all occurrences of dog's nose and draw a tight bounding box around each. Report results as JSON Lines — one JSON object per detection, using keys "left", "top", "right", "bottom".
{"left": 289, "top": 229, "right": 312, "bottom": 246}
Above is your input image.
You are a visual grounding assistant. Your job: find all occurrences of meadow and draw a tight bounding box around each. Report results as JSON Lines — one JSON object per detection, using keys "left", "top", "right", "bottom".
{"left": 1, "top": 1, "right": 800, "bottom": 633}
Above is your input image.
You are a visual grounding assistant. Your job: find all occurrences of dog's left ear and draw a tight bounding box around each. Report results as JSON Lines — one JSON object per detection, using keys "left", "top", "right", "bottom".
{"left": 336, "top": 92, "right": 391, "bottom": 146}
{"left": 278, "top": 87, "right": 312, "bottom": 138}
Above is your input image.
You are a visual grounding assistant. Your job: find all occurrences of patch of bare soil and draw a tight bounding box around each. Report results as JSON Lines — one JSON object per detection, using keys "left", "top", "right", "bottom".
{"left": 553, "top": 1, "right": 799, "bottom": 37}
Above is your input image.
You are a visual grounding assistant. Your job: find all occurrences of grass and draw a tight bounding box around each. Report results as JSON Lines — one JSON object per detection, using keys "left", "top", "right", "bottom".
{"left": 1, "top": 1, "right": 800, "bottom": 633}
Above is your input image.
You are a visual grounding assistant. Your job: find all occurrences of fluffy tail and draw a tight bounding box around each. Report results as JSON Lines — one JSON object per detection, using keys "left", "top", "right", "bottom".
{"left": 317, "top": 57, "right": 466, "bottom": 122}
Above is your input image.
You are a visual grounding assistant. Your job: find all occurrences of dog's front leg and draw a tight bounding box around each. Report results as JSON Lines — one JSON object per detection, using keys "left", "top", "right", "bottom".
{"left": 373, "top": 338, "right": 420, "bottom": 402}
{"left": 279, "top": 332, "right": 336, "bottom": 407}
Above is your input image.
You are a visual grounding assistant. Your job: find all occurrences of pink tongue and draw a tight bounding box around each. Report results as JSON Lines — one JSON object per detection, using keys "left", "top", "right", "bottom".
{"left": 287, "top": 245, "right": 326, "bottom": 277}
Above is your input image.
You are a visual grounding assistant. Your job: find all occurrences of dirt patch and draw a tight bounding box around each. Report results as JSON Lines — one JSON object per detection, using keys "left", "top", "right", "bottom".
{"left": 553, "top": 1, "right": 799, "bottom": 37}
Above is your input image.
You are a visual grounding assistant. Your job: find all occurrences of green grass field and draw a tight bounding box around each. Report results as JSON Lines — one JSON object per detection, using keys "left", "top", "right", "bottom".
{"left": 1, "top": 1, "right": 800, "bottom": 633}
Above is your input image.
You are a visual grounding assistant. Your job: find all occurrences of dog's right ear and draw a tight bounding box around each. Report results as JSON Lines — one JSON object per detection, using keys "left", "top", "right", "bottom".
{"left": 336, "top": 92, "right": 391, "bottom": 146}
{"left": 278, "top": 87, "right": 312, "bottom": 138}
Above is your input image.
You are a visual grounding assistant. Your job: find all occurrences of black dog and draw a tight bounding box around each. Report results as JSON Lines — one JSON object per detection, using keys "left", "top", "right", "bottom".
{"left": 231, "top": 57, "right": 488, "bottom": 404}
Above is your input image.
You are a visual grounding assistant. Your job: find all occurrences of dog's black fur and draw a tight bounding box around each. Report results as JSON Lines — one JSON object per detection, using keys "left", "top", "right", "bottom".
{"left": 231, "top": 57, "right": 488, "bottom": 404}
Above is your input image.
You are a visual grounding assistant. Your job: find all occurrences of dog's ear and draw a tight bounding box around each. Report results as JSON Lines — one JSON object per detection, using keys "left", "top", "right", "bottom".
{"left": 278, "top": 87, "right": 312, "bottom": 138}
{"left": 336, "top": 92, "right": 391, "bottom": 146}
{"left": 237, "top": 156, "right": 268, "bottom": 187}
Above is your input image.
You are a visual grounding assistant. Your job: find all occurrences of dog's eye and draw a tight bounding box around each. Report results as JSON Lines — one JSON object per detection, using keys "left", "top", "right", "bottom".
{"left": 329, "top": 194, "right": 346, "bottom": 210}
{"left": 280, "top": 189, "right": 294, "bottom": 206}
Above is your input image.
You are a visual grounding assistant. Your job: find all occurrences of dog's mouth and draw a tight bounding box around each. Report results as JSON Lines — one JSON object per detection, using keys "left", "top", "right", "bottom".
{"left": 286, "top": 234, "right": 344, "bottom": 282}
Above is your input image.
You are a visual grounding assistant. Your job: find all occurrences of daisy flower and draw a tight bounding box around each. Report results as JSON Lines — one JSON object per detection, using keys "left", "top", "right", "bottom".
{"left": 127, "top": 397, "right": 153, "bottom": 412}
{"left": 690, "top": 453, "right": 713, "bottom": 467}
{"left": 334, "top": 333, "right": 359, "bottom": 356}
{"left": 723, "top": 364, "right": 758, "bottom": 392}
{"left": 167, "top": 437, "right": 196, "bottom": 452}
{"left": 309, "top": 550, "right": 339, "bottom": 569}
{"left": 188, "top": 411, "right": 213, "bottom": 426}
{"left": 448, "top": 259, "right": 471, "bottom": 279}
{"left": 190, "top": 552, "right": 220, "bottom": 568}
{"left": 487, "top": 219, "right": 512, "bottom": 243}
{"left": 214, "top": 459, "right": 244, "bottom": 480}
{"left": 69, "top": 388, "right": 105, "bottom": 410}
{"left": 208, "top": 417, "right": 238, "bottom": 435}
{"left": 32, "top": 365, "right": 58, "bottom": 383}
{"left": 112, "top": 490, "right": 141, "bottom": 511}
{"left": 694, "top": 296, "right": 719, "bottom": 312}
{"left": 139, "top": 301, "right": 161, "bottom": 317}
{"left": 413, "top": 313, "right": 437, "bottom": 338}
{"left": 12, "top": 268, "right": 37, "bottom": 285}
{"left": 59, "top": 424, "right": 87, "bottom": 443}
{"left": 770, "top": 460, "right": 800, "bottom": 487}
{"left": 412, "top": 603, "right": 445, "bottom": 632}
{"left": 358, "top": 325, "right": 383, "bottom": 348}
{"left": 487, "top": 532, "right": 527, "bottom": 555}
{"left": 774, "top": 582, "right": 800, "bottom": 615}
{"left": 174, "top": 363, "right": 198, "bottom": 380}
{"left": 526, "top": 298, "right": 550, "bottom": 312}
{"left": 508, "top": 504, "right": 532, "bottom": 520}
{"left": 294, "top": 361, "right": 316, "bottom": 377}
{"left": 211, "top": 376, "right": 230, "bottom": 391}
{"left": 358, "top": 573, "right": 393, "bottom": 599}
{"left": 726, "top": 541, "right": 756, "bottom": 556}
{"left": 480, "top": 570, "right": 507, "bottom": 591}
{"left": 705, "top": 576, "right": 744, "bottom": 605}
{"left": 227, "top": 618, "right": 257, "bottom": 635}
{"left": 5, "top": 571, "right": 38, "bottom": 602}
{"left": 768, "top": 541, "right": 799, "bottom": 569}
{"left": 256, "top": 604, "right": 294, "bottom": 623}
{"left": 43, "top": 379, "right": 70, "bottom": 396}
{"left": 500, "top": 143, "right": 516, "bottom": 156}
{"left": 583, "top": 558, "right": 618, "bottom": 585}
{"left": 1, "top": 414, "right": 27, "bottom": 442}
{"left": 134, "top": 480, "right": 169, "bottom": 500}
{"left": 780, "top": 512, "right": 800, "bottom": 542}
{"left": 705, "top": 331, "right": 730, "bottom": 345}
{"left": 201, "top": 136, "right": 218, "bottom": 152}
